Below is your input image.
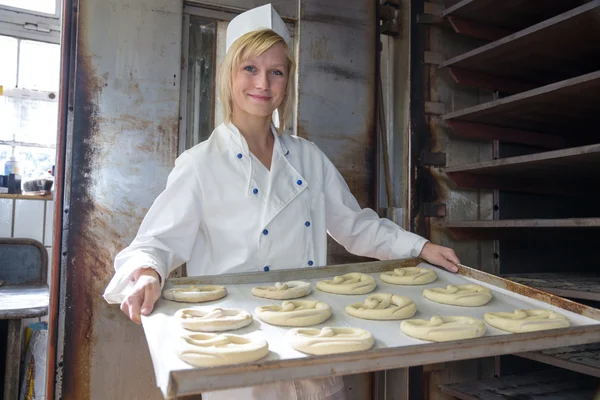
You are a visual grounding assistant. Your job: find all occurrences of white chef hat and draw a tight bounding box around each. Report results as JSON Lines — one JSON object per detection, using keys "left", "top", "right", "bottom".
{"left": 226, "top": 4, "right": 291, "bottom": 53}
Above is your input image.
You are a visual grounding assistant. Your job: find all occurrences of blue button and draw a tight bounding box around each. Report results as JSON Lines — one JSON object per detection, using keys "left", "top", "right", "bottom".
{"left": 237, "top": 153, "right": 243, "bottom": 159}
{"left": 305, "top": 221, "right": 311, "bottom": 227}
{"left": 296, "top": 180, "right": 302, "bottom": 185}
{"left": 264, "top": 266, "right": 270, "bottom": 272}
{"left": 308, "top": 260, "right": 314, "bottom": 266}
{"left": 263, "top": 229, "right": 269, "bottom": 235}
{"left": 253, "top": 188, "right": 259, "bottom": 194}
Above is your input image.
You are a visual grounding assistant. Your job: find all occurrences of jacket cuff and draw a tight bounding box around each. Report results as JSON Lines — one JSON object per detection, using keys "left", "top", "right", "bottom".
{"left": 410, "top": 237, "right": 429, "bottom": 258}
{"left": 102, "top": 255, "right": 166, "bottom": 304}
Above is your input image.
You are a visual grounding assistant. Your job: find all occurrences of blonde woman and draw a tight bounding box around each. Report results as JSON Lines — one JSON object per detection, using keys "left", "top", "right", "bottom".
{"left": 104, "top": 4, "right": 460, "bottom": 399}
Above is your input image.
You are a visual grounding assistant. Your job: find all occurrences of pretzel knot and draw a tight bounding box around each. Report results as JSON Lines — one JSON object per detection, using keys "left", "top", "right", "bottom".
{"left": 365, "top": 294, "right": 391, "bottom": 309}
{"left": 319, "top": 327, "right": 336, "bottom": 337}
{"left": 282, "top": 301, "right": 297, "bottom": 312}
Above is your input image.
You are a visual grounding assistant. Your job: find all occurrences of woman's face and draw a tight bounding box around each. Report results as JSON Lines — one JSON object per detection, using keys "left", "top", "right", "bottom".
{"left": 231, "top": 43, "right": 289, "bottom": 120}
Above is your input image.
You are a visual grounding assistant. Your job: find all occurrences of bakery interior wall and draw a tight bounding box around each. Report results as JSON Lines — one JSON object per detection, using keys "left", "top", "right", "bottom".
{"left": 50, "top": 0, "right": 382, "bottom": 398}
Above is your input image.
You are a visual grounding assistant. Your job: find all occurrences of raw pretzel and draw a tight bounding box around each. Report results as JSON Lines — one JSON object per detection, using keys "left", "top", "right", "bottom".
{"left": 286, "top": 327, "right": 374, "bottom": 355}
{"left": 162, "top": 285, "right": 227, "bottom": 303}
{"left": 251, "top": 281, "right": 311, "bottom": 300}
{"left": 177, "top": 332, "right": 268, "bottom": 367}
{"left": 175, "top": 307, "right": 252, "bottom": 331}
{"left": 255, "top": 300, "right": 331, "bottom": 327}
{"left": 400, "top": 316, "right": 486, "bottom": 342}
{"left": 345, "top": 293, "right": 416, "bottom": 320}
{"left": 380, "top": 267, "right": 437, "bottom": 285}
{"left": 316, "top": 273, "right": 376, "bottom": 295}
{"left": 423, "top": 284, "right": 492, "bottom": 306}
{"left": 484, "top": 309, "right": 570, "bottom": 333}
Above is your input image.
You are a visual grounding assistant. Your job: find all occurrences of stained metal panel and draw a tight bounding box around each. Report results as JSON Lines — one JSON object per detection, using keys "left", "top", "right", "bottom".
{"left": 297, "top": 0, "right": 376, "bottom": 264}
{"left": 58, "top": 0, "right": 183, "bottom": 398}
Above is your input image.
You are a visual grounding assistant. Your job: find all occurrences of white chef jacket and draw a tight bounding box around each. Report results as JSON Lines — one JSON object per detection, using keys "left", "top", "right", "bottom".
{"left": 103, "top": 121, "right": 428, "bottom": 400}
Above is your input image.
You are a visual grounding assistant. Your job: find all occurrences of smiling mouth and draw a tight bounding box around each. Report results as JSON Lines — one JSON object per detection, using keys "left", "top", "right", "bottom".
{"left": 248, "top": 94, "right": 271, "bottom": 101}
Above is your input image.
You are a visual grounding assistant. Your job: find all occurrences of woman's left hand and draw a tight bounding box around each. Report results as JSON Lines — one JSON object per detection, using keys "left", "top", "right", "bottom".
{"left": 418, "top": 242, "right": 460, "bottom": 273}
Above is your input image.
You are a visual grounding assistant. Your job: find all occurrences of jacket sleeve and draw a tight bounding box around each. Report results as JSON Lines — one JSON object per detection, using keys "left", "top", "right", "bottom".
{"left": 102, "top": 151, "right": 204, "bottom": 304}
{"left": 321, "top": 149, "right": 428, "bottom": 261}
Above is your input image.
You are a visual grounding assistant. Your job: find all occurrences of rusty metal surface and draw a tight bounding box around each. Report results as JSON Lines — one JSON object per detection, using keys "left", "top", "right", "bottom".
{"left": 57, "top": 0, "right": 183, "bottom": 398}
{"left": 417, "top": 0, "right": 496, "bottom": 273}
{"left": 297, "top": 0, "right": 376, "bottom": 265}
{"left": 47, "top": 0, "right": 75, "bottom": 397}
{"left": 457, "top": 264, "right": 600, "bottom": 320}
{"left": 185, "top": 0, "right": 297, "bottom": 20}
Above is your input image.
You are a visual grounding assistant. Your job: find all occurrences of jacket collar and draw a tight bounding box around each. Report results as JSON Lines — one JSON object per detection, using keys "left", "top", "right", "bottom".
{"left": 223, "top": 121, "right": 289, "bottom": 158}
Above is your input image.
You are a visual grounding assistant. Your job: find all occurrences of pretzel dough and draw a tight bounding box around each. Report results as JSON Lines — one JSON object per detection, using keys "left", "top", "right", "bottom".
{"left": 286, "top": 327, "right": 375, "bottom": 355}
{"left": 345, "top": 293, "right": 417, "bottom": 320}
{"left": 251, "top": 281, "right": 312, "bottom": 300}
{"left": 400, "top": 316, "right": 486, "bottom": 342}
{"left": 255, "top": 300, "right": 332, "bottom": 327}
{"left": 162, "top": 285, "right": 227, "bottom": 303}
{"left": 316, "top": 273, "right": 376, "bottom": 295}
{"left": 380, "top": 267, "right": 438, "bottom": 285}
{"left": 177, "top": 332, "right": 268, "bottom": 367}
{"left": 484, "top": 309, "right": 570, "bottom": 333}
{"left": 423, "top": 284, "right": 492, "bottom": 306}
{"left": 175, "top": 307, "right": 253, "bottom": 332}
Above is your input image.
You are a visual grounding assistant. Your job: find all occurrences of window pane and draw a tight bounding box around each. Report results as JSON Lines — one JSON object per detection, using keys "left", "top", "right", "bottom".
{"left": 0, "top": 97, "right": 57, "bottom": 145}
{"left": 0, "top": 0, "right": 56, "bottom": 15}
{"left": 19, "top": 40, "right": 60, "bottom": 92}
{"left": 0, "top": 35, "right": 18, "bottom": 89}
{"left": 0, "top": 96, "right": 19, "bottom": 141}
{"left": 19, "top": 98, "right": 58, "bottom": 145}
{"left": 185, "top": 17, "right": 217, "bottom": 150}
{"left": 0, "top": 145, "right": 12, "bottom": 174}
{"left": 15, "top": 146, "right": 55, "bottom": 180}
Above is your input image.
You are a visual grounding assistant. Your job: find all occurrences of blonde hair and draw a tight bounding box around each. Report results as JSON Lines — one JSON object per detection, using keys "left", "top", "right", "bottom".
{"left": 218, "top": 28, "right": 295, "bottom": 132}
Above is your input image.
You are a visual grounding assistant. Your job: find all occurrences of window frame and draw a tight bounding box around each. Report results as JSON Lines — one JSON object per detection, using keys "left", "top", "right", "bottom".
{"left": 0, "top": 0, "right": 61, "bottom": 44}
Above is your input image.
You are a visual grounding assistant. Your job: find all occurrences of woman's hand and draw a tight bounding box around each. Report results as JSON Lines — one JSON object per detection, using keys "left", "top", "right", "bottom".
{"left": 120, "top": 267, "right": 161, "bottom": 324}
{"left": 418, "top": 242, "right": 460, "bottom": 273}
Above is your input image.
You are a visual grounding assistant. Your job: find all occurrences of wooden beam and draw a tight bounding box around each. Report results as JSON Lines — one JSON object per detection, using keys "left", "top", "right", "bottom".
{"left": 424, "top": 1, "right": 444, "bottom": 16}
{"left": 518, "top": 343, "right": 600, "bottom": 378}
{"left": 424, "top": 51, "right": 444, "bottom": 65}
{"left": 448, "top": 67, "right": 537, "bottom": 94}
{"left": 446, "top": 172, "right": 581, "bottom": 195}
{"left": 425, "top": 102, "right": 445, "bottom": 115}
{"left": 446, "top": 120, "right": 568, "bottom": 149}
{"left": 446, "top": 15, "right": 511, "bottom": 41}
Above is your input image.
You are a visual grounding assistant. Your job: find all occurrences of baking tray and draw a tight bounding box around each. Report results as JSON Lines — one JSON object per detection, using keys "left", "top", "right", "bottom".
{"left": 141, "top": 259, "right": 600, "bottom": 399}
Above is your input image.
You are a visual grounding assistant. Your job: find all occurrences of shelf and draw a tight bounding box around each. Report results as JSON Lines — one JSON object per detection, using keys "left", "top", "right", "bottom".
{"left": 440, "top": 2, "right": 600, "bottom": 91}
{"left": 502, "top": 273, "right": 600, "bottom": 302}
{"left": 518, "top": 343, "right": 600, "bottom": 378}
{"left": 0, "top": 193, "right": 53, "bottom": 201}
{"left": 440, "top": 369, "right": 598, "bottom": 400}
{"left": 443, "top": 70, "right": 600, "bottom": 137}
{"left": 444, "top": 219, "right": 600, "bottom": 240}
{"left": 442, "top": 0, "right": 584, "bottom": 33}
{"left": 444, "top": 144, "right": 600, "bottom": 194}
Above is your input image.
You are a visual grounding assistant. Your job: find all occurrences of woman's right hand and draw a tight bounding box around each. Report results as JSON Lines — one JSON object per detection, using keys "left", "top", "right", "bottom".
{"left": 120, "top": 267, "right": 161, "bottom": 324}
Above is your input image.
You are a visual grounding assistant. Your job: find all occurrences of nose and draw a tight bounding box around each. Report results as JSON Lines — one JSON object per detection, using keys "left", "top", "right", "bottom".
{"left": 255, "top": 71, "right": 270, "bottom": 91}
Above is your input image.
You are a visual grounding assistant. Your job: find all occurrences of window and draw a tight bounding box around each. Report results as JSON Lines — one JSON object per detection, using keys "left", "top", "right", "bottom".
{"left": 0, "top": 35, "right": 59, "bottom": 181}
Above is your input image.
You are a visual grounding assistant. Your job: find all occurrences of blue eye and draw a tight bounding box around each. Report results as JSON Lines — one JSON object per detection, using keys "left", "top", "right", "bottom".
{"left": 244, "top": 66, "right": 256, "bottom": 72}
{"left": 272, "top": 70, "right": 284, "bottom": 76}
